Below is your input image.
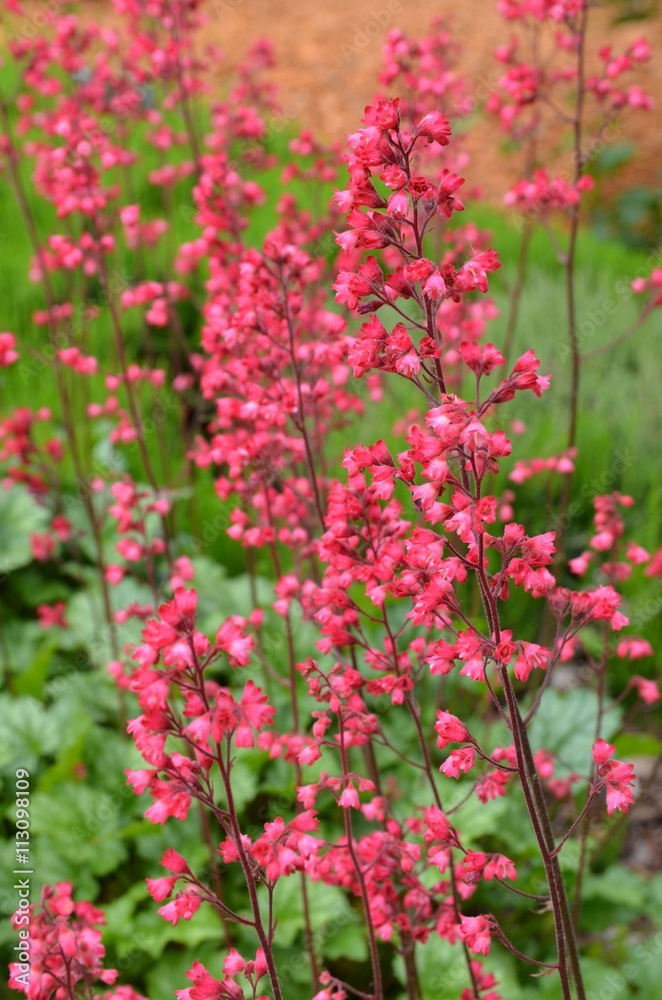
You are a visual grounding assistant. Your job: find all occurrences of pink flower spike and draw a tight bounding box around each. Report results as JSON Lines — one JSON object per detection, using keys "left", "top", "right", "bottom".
{"left": 631, "top": 675, "right": 660, "bottom": 704}
{"left": 157, "top": 890, "right": 201, "bottom": 926}
{"left": 339, "top": 785, "right": 360, "bottom": 809}
{"left": 440, "top": 747, "right": 476, "bottom": 778}
{"left": 459, "top": 914, "right": 492, "bottom": 955}
{"left": 146, "top": 876, "right": 178, "bottom": 903}
{"left": 616, "top": 637, "right": 654, "bottom": 660}
{"left": 161, "top": 848, "right": 191, "bottom": 874}
{"left": 223, "top": 949, "right": 247, "bottom": 976}
{"left": 592, "top": 739, "right": 615, "bottom": 765}
{"left": 434, "top": 710, "right": 470, "bottom": 749}
{"left": 416, "top": 110, "right": 452, "bottom": 145}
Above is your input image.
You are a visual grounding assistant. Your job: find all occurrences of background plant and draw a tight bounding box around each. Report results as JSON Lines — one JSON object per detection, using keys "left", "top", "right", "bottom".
{"left": 1, "top": 2, "right": 661, "bottom": 999}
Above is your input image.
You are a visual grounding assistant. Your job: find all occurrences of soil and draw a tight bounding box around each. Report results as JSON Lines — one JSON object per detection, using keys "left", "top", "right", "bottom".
{"left": 183, "top": 0, "right": 662, "bottom": 202}
{"left": 10, "top": 1, "right": 662, "bottom": 200}
{"left": 125, "top": 0, "right": 661, "bottom": 200}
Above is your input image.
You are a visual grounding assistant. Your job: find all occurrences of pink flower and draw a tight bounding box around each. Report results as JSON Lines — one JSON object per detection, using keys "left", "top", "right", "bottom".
{"left": 631, "top": 676, "right": 660, "bottom": 704}
{"left": 222, "top": 950, "right": 246, "bottom": 976}
{"left": 416, "top": 110, "right": 452, "bottom": 145}
{"left": 177, "top": 962, "right": 242, "bottom": 1000}
{"left": 158, "top": 890, "right": 201, "bottom": 926}
{"left": 569, "top": 551, "right": 593, "bottom": 576}
{"left": 58, "top": 347, "right": 98, "bottom": 375}
{"left": 216, "top": 617, "right": 253, "bottom": 666}
{"left": 457, "top": 249, "right": 501, "bottom": 293}
{"left": 514, "top": 642, "right": 550, "bottom": 682}
{"left": 0, "top": 332, "right": 18, "bottom": 367}
{"left": 338, "top": 785, "right": 360, "bottom": 809}
{"left": 37, "top": 601, "right": 68, "bottom": 629}
{"left": 592, "top": 741, "right": 636, "bottom": 815}
{"left": 592, "top": 739, "right": 615, "bottom": 766}
{"left": 616, "top": 637, "right": 653, "bottom": 660}
{"left": 435, "top": 710, "right": 470, "bottom": 749}
{"left": 31, "top": 532, "right": 55, "bottom": 562}
{"left": 604, "top": 767, "right": 636, "bottom": 815}
{"left": 161, "top": 849, "right": 191, "bottom": 874}
{"left": 484, "top": 854, "right": 517, "bottom": 881}
{"left": 146, "top": 876, "right": 178, "bottom": 902}
{"left": 9, "top": 882, "right": 119, "bottom": 998}
{"left": 234, "top": 681, "right": 275, "bottom": 747}
{"left": 426, "top": 640, "right": 456, "bottom": 676}
{"left": 459, "top": 914, "right": 492, "bottom": 955}
{"left": 440, "top": 747, "right": 476, "bottom": 778}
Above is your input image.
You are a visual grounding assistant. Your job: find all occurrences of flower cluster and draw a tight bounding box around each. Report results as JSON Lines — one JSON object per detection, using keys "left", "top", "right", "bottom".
{"left": 1, "top": 6, "right": 658, "bottom": 1000}
{"left": 9, "top": 883, "right": 147, "bottom": 1000}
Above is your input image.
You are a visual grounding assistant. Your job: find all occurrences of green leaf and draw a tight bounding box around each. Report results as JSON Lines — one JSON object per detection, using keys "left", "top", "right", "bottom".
{"left": 30, "top": 782, "right": 129, "bottom": 878}
{"left": 130, "top": 899, "right": 226, "bottom": 959}
{"left": 582, "top": 866, "right": 651, "bottom": 910}
{"left": 613, "top": 732, "right": 662, "bottom": 757}
{"left": 0, "top": 487, "right": 49, "bottom": 577}
{"left": 323, "top": 920, "right": 367, "bottom": 963}
{"left": 648, "top": 875, "right": 662, "bottom": 928}
{"left": 269, "top": 878, "right": 354, "bottom": 950}
{"left": 191, "top": 558, "right": 273, "bottom": 634}
{"left": 393, "top": 935, "right": 466, "bottom": 999}
{"left": 38, "top": 728, "right": 89, "bottom": 792}
{"left": 0, "top": 695, "right": 61, "bottom": 774}
{"left": 447, "top": 790, "right": 511, "bottom": 847}
{"left": 2, "top": 620, "right": 46, "bottom": 674}
{"left": 520, "top": 956, "right": 636, "bottom": 999}
{"left": 627, "top": 945, "right": 662, "bottom": 1000}
{"left": 592, "top": 141, "right": 635, "bottom": 175}
{"left": 529, "top": 689, "right": 621, "bottom": 778}
{"left": 224, "top": 756, "right": 259, "bottom": 814}
{"left": 46, "top": 669, "right": 122, "bottom": 722}
{"left": 64, "top": 578, "right": 152, "bottom": 664}
{"left": 13, "top": 639, "right": 58, "bottom": 698}
{"left": 103, "top": 881, "right": 152, "bottom": 956}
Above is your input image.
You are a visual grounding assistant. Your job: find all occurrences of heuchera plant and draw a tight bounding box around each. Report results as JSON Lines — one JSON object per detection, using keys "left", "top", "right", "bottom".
{"left": 9, "top": 883, "right": 148, "bottom": 1000}
{"left": 2, "top": 2, "right": 661, "bottom": 1000}
{"left": 486, "top": 0, "right": 655, "bottom": 457}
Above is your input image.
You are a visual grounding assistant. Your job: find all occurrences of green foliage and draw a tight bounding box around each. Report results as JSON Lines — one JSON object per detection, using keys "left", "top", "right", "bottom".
{"left": 607, "top": 0, "right": 659, "bottom": 23}
{"left": 529, "top": 689, "right": 621, "bottom": 779}
{"left": 0, "top": 696, "right": 61, "bottom": 774}
{"left": 0, "top": 41, "right": 660, "bottom": 1000}
{"left": 0, "top": 489, "right": 50, "bottom": 578}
